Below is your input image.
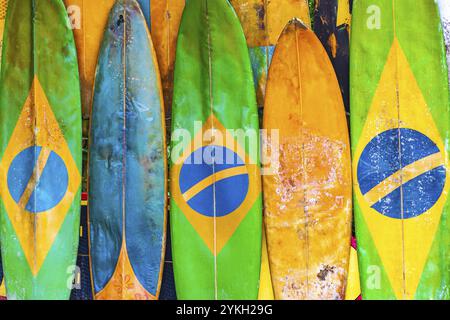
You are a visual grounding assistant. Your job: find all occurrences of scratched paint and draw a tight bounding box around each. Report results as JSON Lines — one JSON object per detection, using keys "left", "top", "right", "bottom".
{"left": 89, "top": 0, "right": 166, "bottom": 300}
{"left": 263, "top": 20, "right": 352, "bottom": 300}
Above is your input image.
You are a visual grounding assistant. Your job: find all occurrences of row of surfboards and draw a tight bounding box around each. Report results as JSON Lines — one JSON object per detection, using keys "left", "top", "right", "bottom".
{"left": 0, "top": 0, "right": 449, "bottom": 300}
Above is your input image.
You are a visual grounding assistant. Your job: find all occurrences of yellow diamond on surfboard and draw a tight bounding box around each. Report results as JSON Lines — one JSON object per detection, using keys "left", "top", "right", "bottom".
{"left": 353, "top": 39, "right": 449, "bottom": 300}
{"left": 0, "top": 77, "right": 81, "bottom": 276}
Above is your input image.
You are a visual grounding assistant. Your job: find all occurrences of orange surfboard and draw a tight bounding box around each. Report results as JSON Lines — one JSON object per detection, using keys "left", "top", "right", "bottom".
{"left": 263, "top": 20, "right": 352, "bottom": 300}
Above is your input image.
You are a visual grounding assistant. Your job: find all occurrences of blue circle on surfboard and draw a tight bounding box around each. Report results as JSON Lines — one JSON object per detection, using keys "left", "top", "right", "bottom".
{"left": 179, "top": 146, "right": 249, "bottom": 217}
{"left": 7, "top": 146, "right": 69, "bottom": 213}
{"left": 357, "top": 128, "right": 446, "bottom": 219}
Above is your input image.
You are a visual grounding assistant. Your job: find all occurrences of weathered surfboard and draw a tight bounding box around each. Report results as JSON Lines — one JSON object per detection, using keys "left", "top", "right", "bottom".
{"left": 89, "top": 0, "right": 166, "bottom": 300}
{"left": 0, "top": 0, "right": 7, "bottom": 301}
{"left": 150, "top": 0, "right": 185, "bottom": 122}
{"left": 263, "top": 20, "right": 352, "bottom": 300}
{"left": 351, "top": 0, "right": 450, "bottom": 299}
{"left": 313, "top": 0, "right": 351, "bottom": 111}
{"left": 170, "top": 0, "right": 262, "bottom": 300}
{"left": 229, "top": 0, "right": 310, "bottom": 109}
{"left": 0, "top": 0, "right": 82, "bottom": 300}
{"left": 438, "top": 0, "right": 450, "bottom": 85}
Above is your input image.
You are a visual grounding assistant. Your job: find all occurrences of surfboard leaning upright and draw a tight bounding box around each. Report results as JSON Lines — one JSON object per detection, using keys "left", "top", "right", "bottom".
{"left": 229, "top": 0, "right": 311, "bottom": 110}
{"left": 263, "top": 19, "right": 352, "bottom": 300}
{"left": 0, "top": 0, "right": 82, "bottom": 300}
{"left": 89, "top": 0, "right": 166, "bottom": 300}
{"left": 170, "top": 0, "right": 262, "bottom": 300}
{"left": 351, "top": 0, "right": 450, "bottom": 299}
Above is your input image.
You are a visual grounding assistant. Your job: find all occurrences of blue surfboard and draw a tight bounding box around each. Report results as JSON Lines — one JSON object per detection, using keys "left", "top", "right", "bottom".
{"left": 88, "top": 0, "right": 166, "bottom": 300}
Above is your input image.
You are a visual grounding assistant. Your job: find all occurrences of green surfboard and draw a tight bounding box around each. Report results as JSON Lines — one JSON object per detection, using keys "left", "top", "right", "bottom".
{"left": 351, "top": 0, "right": 450, "bottom": 300}
{"left": 170, "top": 0, "right": 262, "bottom": 300}
{"left": 0, "top": 0, "right": 82, "bottom": 299}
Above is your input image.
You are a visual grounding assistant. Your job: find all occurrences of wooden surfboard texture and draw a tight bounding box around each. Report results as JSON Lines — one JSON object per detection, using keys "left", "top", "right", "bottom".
{"left": 229, "top": 0, "right": 311, "bottom": 109}
{"left": 149, "top": 0, "right": 185, "bottom": 123}
{"left": 170, "top": 0, "right": 262, "bottom": 300}
{"left": 0, "top": 0, "right": 82, "bottom": 300}
{"left": 263, "top": 20, "right": 352, "bottom": 300}
{"left": 351, "top": 0, "right": 450, "bottom": 299}
{"left": 0, "top": 0, "right": 7, "bottom": 300}
{"left": 89, "top": 0, "right": 166, "bottom": 300}
{"left": 313, "top": 0, "right": 351, "bottom": 112}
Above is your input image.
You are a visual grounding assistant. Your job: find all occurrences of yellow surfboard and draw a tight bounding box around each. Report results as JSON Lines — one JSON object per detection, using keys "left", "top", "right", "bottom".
{"left": 263, "top": 20, "right": 352, "bottom": 300}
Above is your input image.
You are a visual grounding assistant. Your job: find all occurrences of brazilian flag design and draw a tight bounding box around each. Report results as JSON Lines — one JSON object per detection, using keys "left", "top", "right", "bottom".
{"left": 351, "top": 0, "right": 450, "bottom": 299}
{"left": 170, "top": 0, "right": 262, "bottom": 300}
{"left": 0, "top": 0, "right": 81, "bottom": 299}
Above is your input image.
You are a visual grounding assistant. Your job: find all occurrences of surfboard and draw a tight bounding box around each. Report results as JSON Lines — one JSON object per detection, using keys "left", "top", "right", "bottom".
{"left": 0, "top": 0, "right": 82, "bottom": 300}
{"left": 313, "top": 0, "right": 351, "bottom": 112}
{"left": 150, "top": 0, "right": 185, "bottom": 122}
{"left": 0, "top": 0, "right": 7, "bottom": 301}
{"left": 438, "top": 0, "right": 450, "bottom": 86}
{"left": 89, "top": 0, "right": 166, "bottom": 300}
{"left": 263, "top": 19, "right": 352, "bottom": 300}
{"left": 351, "top": 0, "right": 450, "bottom": 300}
{"left": 170, "top": 0, "right": 262, "bottom": 300}
{"left": 229, "top": 0, "right": 311, "bottom": 110}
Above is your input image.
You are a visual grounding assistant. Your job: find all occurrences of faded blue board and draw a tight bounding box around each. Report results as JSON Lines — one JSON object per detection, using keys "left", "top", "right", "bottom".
{"left": 89, "top": 0, "right": 165, "bottom": 297}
